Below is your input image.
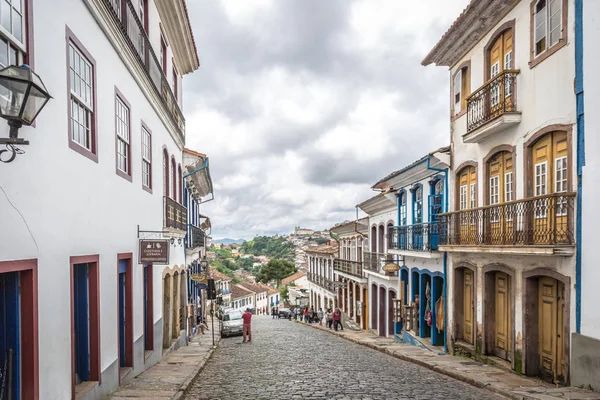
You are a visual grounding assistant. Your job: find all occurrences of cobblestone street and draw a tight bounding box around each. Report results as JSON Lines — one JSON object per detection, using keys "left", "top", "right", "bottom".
{"left": 184, "top": 316, "right": 505, "bottom": 400}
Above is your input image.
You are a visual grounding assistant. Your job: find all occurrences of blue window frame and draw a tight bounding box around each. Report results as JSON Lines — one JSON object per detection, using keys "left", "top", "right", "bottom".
{"left": 429, "top": 179, "right": 444, "bottom": 250}
{"left": 73, "top": 263, "right": 90, "bottom": 382}
{"left": 399, "top": 192, "right": 407, "bottom": 226}
{"left": 413, "top": 186, "right": 423, "bottom": 224}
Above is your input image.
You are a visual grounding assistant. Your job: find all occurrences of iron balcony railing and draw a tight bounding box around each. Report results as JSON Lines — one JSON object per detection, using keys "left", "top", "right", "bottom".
{"left": 388, "top": 223, "right": 441, "bottom": 252}
{"left": 440, "top": 193, "right": 575, "bottom": 246}
{"left": 105, "top": 0, "right": 185, "bottom": 141}
{"left": 467, "top": 70, "right": 519, "bottom": 133}
{"left": 187, "top": 225, "right": 205, "bottom": 249}
{"left": 307, "top": 273, "right": 335, "bottom": 292}
{"left": 363, "top": 252, "right": 397, "bottom": 275}
{"left": 164, "top": 196, "right": 187, "bottom": 231}
{"left": 333, "top": 259, "right": 363, "bottom": 278}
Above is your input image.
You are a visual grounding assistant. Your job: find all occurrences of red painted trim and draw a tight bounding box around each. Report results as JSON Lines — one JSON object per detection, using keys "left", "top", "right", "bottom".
{"left": 143, "top": 0, "right": 149, "bottom": 34}
{"left": 70, "top": 255, "right": 101, "bottom": 399}
{"left": 0, "top": 259, "right": 39, "bottom": 400}
{"left": 115, "top": 87, "right": 133, "bottom": 182}
{"left": 145, "top": 265, "right": 154, "bottom": 351}
{"left": 117, "top": 253, "right": 134, "bottom": 378}
{"left": 171, "top": 156, "right": 176, "bottom": 202}
{"left": 24, "top": 0, "right": 34, "bottom": 68}
{"left": 177, "top": 164, "right": 182, "bottom": 203}
{"left": 66, "top": 26, "right": 98, "bottom": 163}
{"left": 141, "top": 120, "right": 153, "bottom": 193}
{"left": 163, "top": 148, "right": 169, "bottom": 198}
{"left": 160, "top": 34, "right": 167, "bottom": 75}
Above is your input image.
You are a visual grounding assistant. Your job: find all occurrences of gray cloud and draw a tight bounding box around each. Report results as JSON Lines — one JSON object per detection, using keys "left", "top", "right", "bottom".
{"left": 183, "top": 0, "right": 469, "bottom": 239}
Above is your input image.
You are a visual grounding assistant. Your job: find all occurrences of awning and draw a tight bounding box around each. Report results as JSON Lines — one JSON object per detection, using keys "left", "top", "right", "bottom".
{"left": 183, "top": 149, "right": 213, "bottom": 201}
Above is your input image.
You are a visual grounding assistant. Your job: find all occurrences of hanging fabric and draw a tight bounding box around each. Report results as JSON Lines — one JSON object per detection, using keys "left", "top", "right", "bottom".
{"left": 425, "top": 281, "right": 432, "bottom": 327}
{"left": 436, "top": 296, "right": 445, "bottom": 332}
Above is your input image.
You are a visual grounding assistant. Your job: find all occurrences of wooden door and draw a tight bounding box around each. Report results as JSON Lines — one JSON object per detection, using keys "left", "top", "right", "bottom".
{"left": 488, "top": 29, "right": 514, "bottom": 115}
{"left": 458, "top": 167, "right": 477, "bottom": 244}
{"left": 532, "top": 132, "right": 569, "bottom": 244}
{"left": 539, "top": 277, "right": 563, "bottom": 383}
{"left": 464, "top": 269, "right": 474, "bottom": 344}
{"left": 494, "top": 272, "right": 511, "bottom": 360}
{"left": 489, "top": 152, "right": 513, "bottom": 244}
{"left": 363, "top": 288, "right": 368, "bottom": 331}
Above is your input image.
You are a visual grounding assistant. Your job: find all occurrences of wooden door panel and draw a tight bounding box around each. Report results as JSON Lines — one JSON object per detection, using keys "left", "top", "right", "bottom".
{"left": 494, "top": 272, "right": 510, "bottom": 359}
{"left": 464, "top": 270, "right": 474, "bottom": 344}
{"left": 539, "top": 277, "right": 558, "bottom": 382}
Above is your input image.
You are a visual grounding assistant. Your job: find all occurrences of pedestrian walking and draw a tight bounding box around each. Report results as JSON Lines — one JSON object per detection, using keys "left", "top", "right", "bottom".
{"left": 303, "top": 307, "right": 309, "bottom": 322}
{"left": 277, "top": 307, "right": 281, "bottom": 319}
{"left": 326, "top": 309, "right": 332, "bottom": 329}
{"left": 271, "top": 307, "right": 276, "bottom": 319}
{"left": 318, "top": 308, "right": 324, "bottom": 326}
{"left": 332, "top": 308, "right": 343, "bottom": 331}
{"left": 242, "top": 308, "right": 252, "bottom": 343}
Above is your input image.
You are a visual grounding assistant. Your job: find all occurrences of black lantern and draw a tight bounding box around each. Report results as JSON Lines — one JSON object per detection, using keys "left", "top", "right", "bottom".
{"left": 0, "top": 64, "right": 52, "bottom": 163}
{"left": 200, "top": 259, "right": 209, "bottom": 273}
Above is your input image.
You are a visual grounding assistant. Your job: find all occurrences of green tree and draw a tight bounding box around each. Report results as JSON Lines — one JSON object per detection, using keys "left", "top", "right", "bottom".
{"left": 280, "top": 286, "right": 289, "bottom": 306}
{"left": 256, "top": 259, "right": 296, "bottom": 286}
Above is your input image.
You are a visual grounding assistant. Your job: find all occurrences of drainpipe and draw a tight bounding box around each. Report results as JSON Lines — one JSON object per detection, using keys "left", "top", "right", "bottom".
{"left": 574, "top": 0, "right": 584, "bottom": 333}
{"left": 426, "top": 156, "right": 449, "bottom": 355}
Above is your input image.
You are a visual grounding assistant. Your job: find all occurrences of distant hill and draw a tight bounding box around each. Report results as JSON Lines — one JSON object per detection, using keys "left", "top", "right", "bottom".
{"left": 213, "top": 238, "right": 246, "bottom": 245}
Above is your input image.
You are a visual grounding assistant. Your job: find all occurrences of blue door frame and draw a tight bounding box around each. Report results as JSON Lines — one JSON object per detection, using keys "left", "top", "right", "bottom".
{"left": 0, "top": 272, "right": 21, "bottom": 400}
{"left": 73, "top": 264, "right": 90, "bottom": 382}
{"left": 118, "top": 260, "right": 127, "bottom": 368}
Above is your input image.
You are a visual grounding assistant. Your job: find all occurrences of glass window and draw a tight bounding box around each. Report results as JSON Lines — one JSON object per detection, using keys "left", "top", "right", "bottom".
{"left": 535, "top": 0, "right": 548, "bottom": 55}
{"left": 69, "top": 43, "right": 94, "bottom": 151}
{"left": 399, "top": 193, "right": 407, "bottom": 226}
{"left": 116, "top": 97, "right": 130, "bottom": 174}
{"left": 535, "top": 162, "right": 548, "bottom": 218}
{"left": 469, "top": 183, "right": 477, "bottom": 225}
{"left": 555, "top": 156, "right": 568, "bottom": 216}
{"left": 142, "top": 127, "right": 151, "bottom": 188}
{"left": 490, "top": 176, "right": 500, "bottom": 223}
{"left": 535, "top": 0, "right": 562, "bottom": 57}
{"left": 413, "top": 187, "right": 423, "bottom": 224}
{"left": 453, "top": 71, "right": 461, "bottom": 113}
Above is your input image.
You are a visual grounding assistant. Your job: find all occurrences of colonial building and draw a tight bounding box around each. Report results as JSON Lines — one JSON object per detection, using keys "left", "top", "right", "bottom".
{"left": 424, "top": 0, "right": 577, "bottom": 384}
{"left": 231, "top": 285, "right": 255, "bottom": 311}
{"left": 306, "top": 244, "right": 339, "bottom": 312}
{"left": 210, "top": 267, "right": 232, "bottom": 309}
{"left": 0, "top": 0, "right": 199, "bottom": 398}
{"left": 357, "top": 194, "right": 399, "bottom": 337}
{"left": 373, "top": 149, "right": 450, "bottom": 348}
{"left": 238, "top": 282, "right": 269, "bottom": 314}
{"left": 330, "top": 220, "right": 369, "bottom": 329}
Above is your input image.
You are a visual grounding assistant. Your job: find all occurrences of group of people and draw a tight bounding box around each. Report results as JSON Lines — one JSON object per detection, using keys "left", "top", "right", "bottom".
{"left": 296, "top": 307, "right": 344, "bottom": 331}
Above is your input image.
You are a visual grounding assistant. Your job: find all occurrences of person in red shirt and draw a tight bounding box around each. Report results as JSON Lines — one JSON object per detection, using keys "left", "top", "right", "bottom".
{"left": 242, "top": 308, "right": 252, "bottom": 343}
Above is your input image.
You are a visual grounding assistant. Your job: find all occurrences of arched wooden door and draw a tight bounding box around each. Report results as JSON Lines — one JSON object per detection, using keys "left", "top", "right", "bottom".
{"left": 458, "top": 166, "right": 477, "bottom": 244}
{"left": 539, "top": 277, "right": 565, "bottom": 383}
{"left": 494, "top": 272, "right": 511, "bottom": 359}
{"left": 488, "top": 151, "right": 513, "bottom": 244}
{"left": 463, "top": 269, "right": 475, "bottom": 344}
{"left": 531, "top": 132, "right": 568, "bottom": 244}
{"left": 488, "top": 28, "right": 514, "bottom": 115}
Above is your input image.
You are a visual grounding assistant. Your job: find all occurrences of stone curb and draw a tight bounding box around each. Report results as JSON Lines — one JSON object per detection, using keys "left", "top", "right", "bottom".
{"left": 300, "top": 321, "right": 526, "bottom": 400}
{"left": 171, "top": 342, "right": 220, "bottom": 400}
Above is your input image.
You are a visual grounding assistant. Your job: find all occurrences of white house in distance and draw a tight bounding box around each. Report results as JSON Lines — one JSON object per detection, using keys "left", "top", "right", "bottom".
{"left": 424, "top": 0, "right": 578, "bottom": 384}
{"left": 231, "top": 285, "right": 255, "bottom": 311}
{"left": 238, "top": 282, "right": 270, "bottom": 314}
{"left": 0, "top": 0, "right": 199, "bottom": 398}
{"left": 307, "top": 244, "right": 339, "bottom": 313}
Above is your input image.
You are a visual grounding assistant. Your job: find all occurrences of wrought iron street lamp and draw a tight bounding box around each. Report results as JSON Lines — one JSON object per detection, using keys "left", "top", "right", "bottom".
{"left": 200, "top": 259, "right": 209, "bottom": 274}
{"left": 0, "top": 65, "right": 52, "bottom": 163}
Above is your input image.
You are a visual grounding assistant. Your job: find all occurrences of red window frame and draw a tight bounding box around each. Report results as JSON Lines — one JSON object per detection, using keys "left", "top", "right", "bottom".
{"left": 115, "top": 87, "right": 132, "bottom": 181}
{"left": 177, "top": 164, "right": 182, "bottom": 203}
{"left": 160, "top": 34, "right": 167, "bottom": 75}
{"left": 171, "top": 157, "right": 177, "bottom": 201}
{"left": 172, "top": 66, "right": 178, "bottom": 101}
{"left": 141, "top": 121, "right": 152, "bottom": 193}
{"left": 117, "top": 253, "right": 134, "bottom": 376}
{"left": 66, "top": 27, "right": 98, "bottom": 162}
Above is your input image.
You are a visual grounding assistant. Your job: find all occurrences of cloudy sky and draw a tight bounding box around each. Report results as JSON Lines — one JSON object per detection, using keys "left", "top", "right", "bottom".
{"left": 183, "top": 0, "right": 469, "bottom": 240}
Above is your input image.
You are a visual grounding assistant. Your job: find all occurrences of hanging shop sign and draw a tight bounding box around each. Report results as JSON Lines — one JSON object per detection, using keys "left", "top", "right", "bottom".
{"left": 382, "top": 262, "right": 400, "bottom": 274}
{"left": 190, "top": 274, "right": 208, "bottom": 285}
{"left": 139, "top": 239, "right": 169, "bottom": 264}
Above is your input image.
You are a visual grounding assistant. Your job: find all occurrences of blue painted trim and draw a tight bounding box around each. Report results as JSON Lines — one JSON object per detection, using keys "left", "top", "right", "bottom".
{"left": 575, "top": 0, "right": 584, "bottom": 333}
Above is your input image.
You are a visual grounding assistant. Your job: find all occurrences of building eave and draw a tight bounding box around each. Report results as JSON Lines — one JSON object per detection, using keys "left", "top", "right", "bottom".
{"left": 421, "top": 0, "right": 518, "bottom": 67}
{"left": 155, "top": 0, "right": 200, "bottom": 74}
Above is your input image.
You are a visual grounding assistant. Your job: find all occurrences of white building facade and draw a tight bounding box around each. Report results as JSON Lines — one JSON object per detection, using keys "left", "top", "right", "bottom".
{"left": 574, "top": 0, "right": 599, "bottom": 391}
{"left": 0, "top": 0, "right": 199, "bottom": 398}
{"left": 307, "top": 245, "right": 338, "bottom": 312}
{"left": 372, "top": 150, "right": 450, "bottom": 348}
{"left": 358, "top": 194, "right": 399, "bottom": 337}
{"left": 424, "top": 0, "right": 577, "bottom": 384}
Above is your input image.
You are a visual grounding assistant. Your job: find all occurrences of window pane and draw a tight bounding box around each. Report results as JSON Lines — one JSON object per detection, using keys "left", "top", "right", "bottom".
{"left": 8, "top": 45, "right": 15, "bottom": 66}
{"left": 12, "top": 8, "right": 21, "bottom": 42}
{"left": 12, "top": 0, "right": 20, "bottom": 13}
{"left": 1, "top": 1, "right": 10, "bottom": 32}
{"left": 0, "top": 37, "right": 7, "bottom": 67}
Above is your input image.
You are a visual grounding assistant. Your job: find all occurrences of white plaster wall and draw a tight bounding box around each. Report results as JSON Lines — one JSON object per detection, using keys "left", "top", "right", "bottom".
{"left": 581, "top": 0, "right": 600, "bottom": 340}
{"left": 367, "top": 209, "right": 397, "bottom": 252}
{"left": 0, "top": 0, "right": 187, "bottom": 397}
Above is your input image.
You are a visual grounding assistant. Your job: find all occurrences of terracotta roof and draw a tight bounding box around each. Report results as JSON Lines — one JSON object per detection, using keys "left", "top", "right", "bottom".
{"left": 238, "top": 282, "right": 268, "bottom": 294}
{"left": 306, "top": 245, "right": 338, "bottom": 255}
{"left": 268, "top": 288, "right": 279, "bottom": 295}
{"left": 231, "top": 284, "right": 254, "bottom": 300}
{"left": 210, "top": 267, "right": 231, "bottom": 282}
{"left": 282, "top": 271, "right": 306, "bottom": 285}
{"left": 183, "top": 148, "right": 207, "bottom": 158}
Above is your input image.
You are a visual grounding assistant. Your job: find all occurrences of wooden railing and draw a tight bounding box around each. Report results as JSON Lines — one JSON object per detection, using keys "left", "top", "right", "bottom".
{"left": 307, "top": 273, "right": 335, "bottom": 292}
{"left": 467, "top": 70, "right": 519, "bottom": 133}
{"left": 363, "top": 252, "right": 397, "bottom": 275}
{"left": 440, "top": 193, "right": 575, "bottom": 246}
{"left": 333, "top": 259, "right": 363, "bottom": 278}
{"left": 164, "top": 196, "right": 187, "bottom": 231}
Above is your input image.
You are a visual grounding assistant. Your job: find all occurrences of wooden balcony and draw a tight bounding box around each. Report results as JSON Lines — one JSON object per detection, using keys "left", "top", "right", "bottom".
{"left": 465, "top": 70, "right": 520, "bottom": 143}
{"left": 333, "top": 259, "right": 363, "bottom": 278}
{"left": 164, "top": 196, "right": 187, "bottom": 231}
{"left": 187, "top": 225, "right": 205, "bottom": 249}
{"left": 363, "top": 252, "right": 399, "bottom": 276}
{"left": 307, "top": 273, "right": 335, "bottom": 292}
{"left": 440, "top": 193, "right": 575, "bottom": 256}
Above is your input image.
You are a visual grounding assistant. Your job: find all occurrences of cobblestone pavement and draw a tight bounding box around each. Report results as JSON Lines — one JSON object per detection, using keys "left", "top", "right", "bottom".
{"left": 184, "top": 316, "right": 505, "bottom": 400}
